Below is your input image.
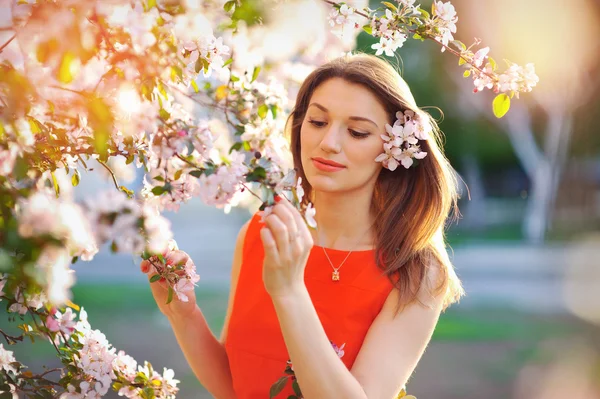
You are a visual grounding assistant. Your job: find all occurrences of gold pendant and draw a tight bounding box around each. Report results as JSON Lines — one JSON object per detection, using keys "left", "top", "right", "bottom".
{"left": 332, "top": 270, "right": 340, "bottom": 281}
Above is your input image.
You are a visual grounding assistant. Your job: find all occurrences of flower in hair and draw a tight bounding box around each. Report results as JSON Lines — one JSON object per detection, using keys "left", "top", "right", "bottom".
{"left": 375, "top": 110, "right": 430, "bottom": 171}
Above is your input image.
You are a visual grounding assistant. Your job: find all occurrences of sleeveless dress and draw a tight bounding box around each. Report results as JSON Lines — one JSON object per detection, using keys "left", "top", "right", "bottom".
{"left": 224, "top": 212, "right": 394, "bottom": 398}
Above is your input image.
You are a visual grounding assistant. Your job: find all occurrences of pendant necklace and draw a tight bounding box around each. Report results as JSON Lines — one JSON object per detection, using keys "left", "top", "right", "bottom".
{"left": 317, "top": 225, "right": 372, "bottom": 282}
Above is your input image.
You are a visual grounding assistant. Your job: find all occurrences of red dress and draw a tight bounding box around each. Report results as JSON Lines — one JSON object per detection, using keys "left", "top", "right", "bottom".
{"left": 224, "top": 212, "right": 394, "bottom": 398}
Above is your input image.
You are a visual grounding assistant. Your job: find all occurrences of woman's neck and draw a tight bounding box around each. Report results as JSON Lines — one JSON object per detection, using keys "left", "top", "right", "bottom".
{"left": 310, "top": 190, "right": 375, "bottom": 251}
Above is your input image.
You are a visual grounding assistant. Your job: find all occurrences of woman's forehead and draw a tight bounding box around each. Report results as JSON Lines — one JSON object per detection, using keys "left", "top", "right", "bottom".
{"left": 308, "top": 78, "right": 388, "bottom": 123}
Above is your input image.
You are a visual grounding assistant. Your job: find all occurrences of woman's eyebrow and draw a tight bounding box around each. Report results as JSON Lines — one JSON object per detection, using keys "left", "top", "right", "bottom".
{"left": 308, "top": 102, "right": 379, "bottom": 128}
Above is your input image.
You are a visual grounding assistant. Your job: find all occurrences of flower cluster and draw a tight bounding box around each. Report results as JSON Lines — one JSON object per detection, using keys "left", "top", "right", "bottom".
{"left": 370, "top": 8, "right": 410, "bottom": 57}
{"left": 375, "top": 110, "right": 430, "bottom": 171}
{"left": 85, "top": 190, "right": 173, "bottom": 255}
{"left": 328, "top": 4, "right": 359, "bottom": 37}
{"left": 145, "top": 240, "right": 200, "bottom": 303}
{"left": 333, "top": 0, "right": 539, "bottom": 115}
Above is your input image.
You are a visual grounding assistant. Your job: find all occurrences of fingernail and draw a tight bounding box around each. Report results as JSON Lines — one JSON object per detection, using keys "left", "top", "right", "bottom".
{"left": 274, "top": 194, "right": 281, "bottom": 203}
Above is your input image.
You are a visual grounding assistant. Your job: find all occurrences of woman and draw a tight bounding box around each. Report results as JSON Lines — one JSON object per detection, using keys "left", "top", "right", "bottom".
{"left": 142, "top": 53, "right": 464, "bottom": 399}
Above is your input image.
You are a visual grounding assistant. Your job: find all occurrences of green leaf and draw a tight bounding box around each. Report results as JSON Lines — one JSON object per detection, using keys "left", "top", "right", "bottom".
{"left": 194, "top": 57, "right": 203, "bottom": 74}
{"left": 147, "top": 0, "right": 157, "bottom": 9}
{"left": 270, "top": 105, "right": 278, "bottom": 119}
{"left": 223, "top": 58, "right": 234, "bottom": 67}
{"left": 149, "top": 274, "right": 162, "bottom": 283}
{"left": 151, "top": 186, "right": 166, "bottom": 196}
{"left": 251, "top": 66, "right": 261, "bottom": 83}
{"left": 488, "top": 56, "right": 497, "bottom": 71}
{"left": 420, "top": 8, "right": 430, "bottom": 18}
{"left": 120, "top": 185, "right": 134, "bottom": 198}
{"left": 174, "top": 170, "right": 183, "bottom": 181}
{"left": 492, "top": 93, "right": 511, "bottom": 118}
{"left": 230, "top": 74, "right": 240, "bottom": 82}
{"left": 159, "top": 108, "right": 170, "bottom": 120}
{"left": 191, "top": 80, "right": 199, "bottom": 93}
{"left": 189, "top": 170, "right": 203, "bottom": 178}
{"left": 229, "top": 142, "right": 243, "bottom": 153}
{"left": 246, "top": 166, "right": 267, "bottom": 182}
{"left": 382, "top": 2, "right": 398, "bottom": 12}
{"left": 257, "top": 104, "right": 269, "bottom": 119}
{"left": 111, "top": 241, "right": 118, "bottom": 252}
{"left": 51, "top": 172, "right": 60, "bottom": 198}
{"left": 166, "top": 287, "right": 174, "bottom": 304}
{"left": 58, "top": 52, "right": 79, "bottom": 84}
{"left": 463, "top": 70, "right": 471, "bottom": 77}
{"left": 71, "top": 170, "right": 80, "bottom": 187}
{"left": 362, "top": 24, "right": 373, "bottom": 35}
{"left": 413, "top": 33, "right": 422, "bottom": 40}
{"left": 143, "top": 387, "right": 155, "bottom": 399}
{"left": 224, "top": 0, "right": 236, "bottom": 13}
{"left": 269, "top": 376, "right": 288, "bottom": 398}
{"left": 292, "top": 380, "right": 302, "bottom": 396}
{"left": 153, "top": 175, "right": 165, "bottom": 182}
{"left": 458, "top": 57, "right": 467, "bottom": 66}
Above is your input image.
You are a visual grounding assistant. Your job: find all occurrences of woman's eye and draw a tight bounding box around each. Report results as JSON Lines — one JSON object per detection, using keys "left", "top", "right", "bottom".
{"left": 349, "top": 129, "right": 370, "bottom": 139}
{"left": 308, "top": 120, "right": 326, "bottom": 127}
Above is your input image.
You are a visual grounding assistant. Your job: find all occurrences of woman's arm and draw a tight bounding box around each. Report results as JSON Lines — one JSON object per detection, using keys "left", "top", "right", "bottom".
{"left": 261, "top": 198, "right": 444, "bottom": 398}
{"left": 165, "top": 219, "right": 250, "bottom": 399}
{"left": 272, "top": 265, "right": 444, "bottom": 399}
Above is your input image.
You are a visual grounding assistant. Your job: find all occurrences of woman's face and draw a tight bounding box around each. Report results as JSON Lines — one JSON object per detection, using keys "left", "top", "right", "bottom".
{"left": 300, "top": 78, "right": 388, "bottom": 196}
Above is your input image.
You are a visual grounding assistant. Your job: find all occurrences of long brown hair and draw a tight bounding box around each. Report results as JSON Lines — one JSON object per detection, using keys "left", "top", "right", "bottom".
{"left": 288, "top": 54, "right": 464, "bottom": 312}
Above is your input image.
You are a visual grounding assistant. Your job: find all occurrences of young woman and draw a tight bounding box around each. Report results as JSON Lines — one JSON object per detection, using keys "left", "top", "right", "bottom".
{"left": 142, "top": 53, "right": 464, "bottom": 399}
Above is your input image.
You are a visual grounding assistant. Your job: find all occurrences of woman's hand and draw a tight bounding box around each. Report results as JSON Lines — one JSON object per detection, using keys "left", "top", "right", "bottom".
{"left": 141, "top": 250, "right": 198, "bottom": 320}
{"left": 261, "top": 195, "right": 314, "bottom": 298}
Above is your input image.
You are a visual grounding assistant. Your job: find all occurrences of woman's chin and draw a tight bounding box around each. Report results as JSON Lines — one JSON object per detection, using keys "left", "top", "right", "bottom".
{"left": 305, "top": 175, "right": 344, "bottom": 193}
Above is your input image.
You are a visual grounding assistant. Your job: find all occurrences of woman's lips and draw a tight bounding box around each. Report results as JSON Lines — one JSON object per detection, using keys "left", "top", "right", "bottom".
{"left": 311, "top": 158, "right": 346, "bottom": 172}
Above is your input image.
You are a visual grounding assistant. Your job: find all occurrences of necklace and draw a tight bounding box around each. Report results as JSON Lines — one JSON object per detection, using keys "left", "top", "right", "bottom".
{"left": 317, "top": 225, "right": 372, "bottom": 282}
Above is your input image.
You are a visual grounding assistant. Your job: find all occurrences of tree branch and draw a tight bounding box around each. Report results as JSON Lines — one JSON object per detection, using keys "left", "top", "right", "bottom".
{"left": 98, "top": 160, "right": 120, "bottom": 190}
{"left": 0, "top": 33, "right": 16, "bottom": 53}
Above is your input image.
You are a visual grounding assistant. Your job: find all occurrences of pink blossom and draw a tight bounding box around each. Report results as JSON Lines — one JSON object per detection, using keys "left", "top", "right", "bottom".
{"left": 0, "top": 145, "right": 18, "bottom": 177}
{"left": 472, "top": 47, "right": 490, "bottom": 68}
{"left": 0, "top": 343, "right": 18, "bottom": 374}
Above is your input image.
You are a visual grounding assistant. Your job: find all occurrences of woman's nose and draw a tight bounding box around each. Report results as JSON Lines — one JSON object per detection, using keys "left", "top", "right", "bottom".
{"left": 319, "top": 124, "right": 342, "bottom": 154}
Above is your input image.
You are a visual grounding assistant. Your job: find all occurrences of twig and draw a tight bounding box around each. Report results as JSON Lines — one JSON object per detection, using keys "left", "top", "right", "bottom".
{"left": 0, "top": 33, "right": 15, "bottom": 53}
{"left": 37, "top": 368, "right": 62, "bottom": 379}
{"left": 175, "top": 154, "right": 200, "bottom": 169}
{"left": 0, "top": 328, "right": 24, "bottom": 344}
{"left": 321, "top": 0, "right": 496, "bottom": 81}
{"left": 48, "top": 85, "right": 88, "bottom": 97}
{"left": 98, "top": 160, "right": 120, "bottom": 190}
{"left": 28, "top": 308, "right": 62, "bottom": 356}
{"left": 240, "top": 182, "right": 265, "bottom": 202}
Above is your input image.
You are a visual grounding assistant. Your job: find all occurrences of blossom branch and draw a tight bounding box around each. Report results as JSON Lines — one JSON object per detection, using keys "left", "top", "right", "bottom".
{"left": 0, "top": 33, "right": 15, "bottom": 52}
{"left": 0, "top": 328, "right": 24, "bottom": 344}
{"left": 98, "top": 160, "right": 120, "bottom": 190}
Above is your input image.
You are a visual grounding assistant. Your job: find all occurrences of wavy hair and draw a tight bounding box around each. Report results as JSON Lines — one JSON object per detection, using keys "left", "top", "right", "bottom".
{"left": 288, "top": 53, "right": 464, "bottom": 312}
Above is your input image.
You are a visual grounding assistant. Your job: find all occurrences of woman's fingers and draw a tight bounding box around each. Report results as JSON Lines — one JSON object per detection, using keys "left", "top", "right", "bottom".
{"left": 140, "top": 259, "right": 150, "bottom": 274}
{"left": 284, "top": 199, "right": 313, "bottom": 246}
{"left": 272, "top": 198, "right": 299, "bottom": 240}
{"left": 260, "top": 226, "right": 281, "bottom": 265}
{"left": 264, "top": 212, "right": 291, "bottom": 255}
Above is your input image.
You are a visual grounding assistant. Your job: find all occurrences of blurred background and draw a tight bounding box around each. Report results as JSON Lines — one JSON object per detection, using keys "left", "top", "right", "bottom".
{"left": 3, "top": 0, "right": 600, "bottom": 398}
